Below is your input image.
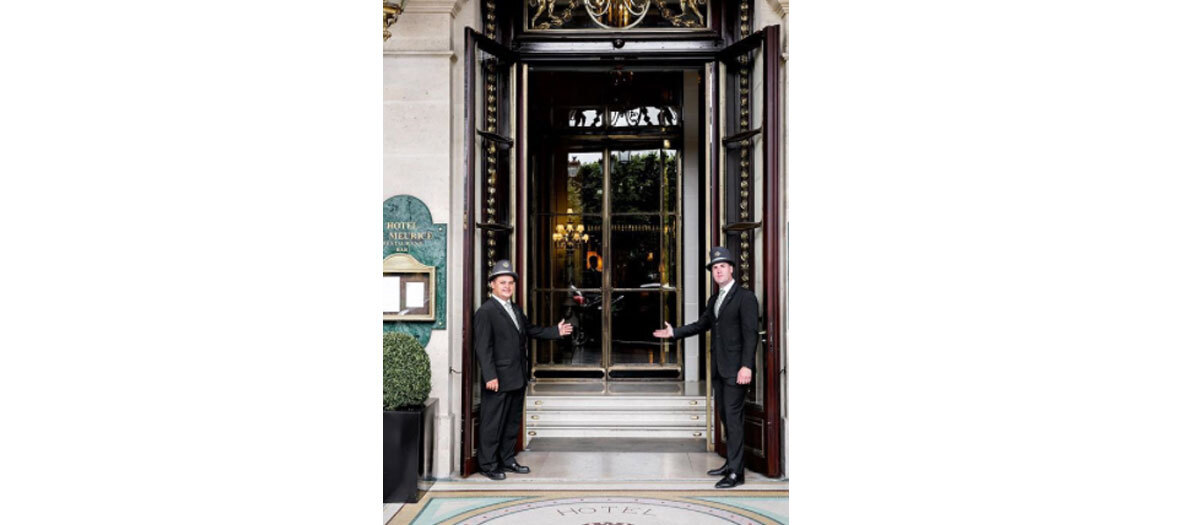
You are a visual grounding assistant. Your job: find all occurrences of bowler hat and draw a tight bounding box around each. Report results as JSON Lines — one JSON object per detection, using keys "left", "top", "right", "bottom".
{"left": 706, "top": 246, "right": 736, "bottom": 269}
{"left": 488, "top": 259, "right": 519, "bottom": 282}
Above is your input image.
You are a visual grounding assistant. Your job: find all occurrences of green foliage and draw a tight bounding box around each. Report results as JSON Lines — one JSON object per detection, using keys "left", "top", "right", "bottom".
{"left": 383, "top": 331, "right": 432, "bottom": 411}
{"left": 569, "top": 151, "right": 679, "bottom": 214}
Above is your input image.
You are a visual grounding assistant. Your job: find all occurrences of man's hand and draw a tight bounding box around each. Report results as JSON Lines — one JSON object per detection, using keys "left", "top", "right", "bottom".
{"left": 557, "top": 318, "right": 573, "bottom": 336}
{"left": 485, "top": 378, "right": 499, "bottom": 392}
{"left": 736, "top": 366, "right": 752, "bottom": 385}
{"left": 652, "top": 322, "right": 674, "bottom": 339}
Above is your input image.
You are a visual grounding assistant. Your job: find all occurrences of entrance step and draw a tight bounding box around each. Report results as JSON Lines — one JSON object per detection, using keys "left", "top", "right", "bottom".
{"left": 526, "top": 438, "right": 706, "bottom": 453}
{"left": 529, "top": 396, "right": 704, "bottom": 411}
{"left": 524, "top": 387, "right": 707, "bottom": 445}
{"left": 528, "top": 410, "right": 705, "bottom": 427}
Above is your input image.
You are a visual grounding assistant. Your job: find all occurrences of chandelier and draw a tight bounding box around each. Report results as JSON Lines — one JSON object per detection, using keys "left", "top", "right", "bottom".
{"left": 553, "top": 208, "right": 589, "bottom": 249}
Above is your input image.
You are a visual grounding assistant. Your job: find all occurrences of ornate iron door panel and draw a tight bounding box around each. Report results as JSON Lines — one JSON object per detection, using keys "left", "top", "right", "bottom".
{"left": 709, "top": 24, "right": 783, "bottom": 478}
{"left": 461, "top": 28, "right": 519, "bottom": 477}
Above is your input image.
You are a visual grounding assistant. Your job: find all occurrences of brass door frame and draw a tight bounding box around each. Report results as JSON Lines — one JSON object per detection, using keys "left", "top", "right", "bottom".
{"left": 601, "top": 146, "right": 613, "bottom": 371}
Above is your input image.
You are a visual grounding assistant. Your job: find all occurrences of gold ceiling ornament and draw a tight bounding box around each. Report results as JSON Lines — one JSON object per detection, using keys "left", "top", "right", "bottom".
{"left": 383, "top": 0, "right": 406, "bottom": 41}
{"left": 585, "top": 0, "right": 651, "bottom": 29}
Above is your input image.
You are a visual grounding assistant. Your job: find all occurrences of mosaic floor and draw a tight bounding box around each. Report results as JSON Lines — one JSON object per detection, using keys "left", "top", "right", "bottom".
{"left": 387, "top": 490, "right": 787, "bottom": 525}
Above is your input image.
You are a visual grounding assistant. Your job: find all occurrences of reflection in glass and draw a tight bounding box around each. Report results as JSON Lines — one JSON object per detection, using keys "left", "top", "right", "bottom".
{"left": 661, "top": 291, "right": 681, "bottom": 366}
{"left": 609, "top": 290, "right": 662, "bottom": 364}
{"left": 662, "top": 215, "right": 678, "bottom": 286}
{"left": 610, "top": 149, "right": 669, "bottom": 213}
{"left": 610, "top": 215, "right": 662, "bottom": 289}
{"left": 663, "top": 150, "right": 680, "bottom": 213}
{"left": 563, "top": 152, "right": 604, "bottom": 215}
{"left": 549, "top": 215, "right": 603, "bottom": 288}
{"left": 606, "top": 290, "right": 679, "bottom": 368}
{"left": 535, "top": 291, "right": 603, "bottom": 367}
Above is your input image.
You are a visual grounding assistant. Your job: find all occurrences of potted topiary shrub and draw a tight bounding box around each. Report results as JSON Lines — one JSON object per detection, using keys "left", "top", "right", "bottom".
{"left": 383, "top": 331, "right": 435, "bottom": 503}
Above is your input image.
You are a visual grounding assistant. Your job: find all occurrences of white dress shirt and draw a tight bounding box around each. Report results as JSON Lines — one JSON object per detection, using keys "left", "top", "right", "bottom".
{"left": 715, "top": 281, "right": 734, "bottom": 317}
{"left": 495, "top": 296, "right": 520, "bottom": 331}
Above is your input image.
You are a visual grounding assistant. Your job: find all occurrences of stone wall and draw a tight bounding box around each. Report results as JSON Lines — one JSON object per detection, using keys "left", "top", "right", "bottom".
{"left": 384, "top": 0, "right": 473, "bottom": 480}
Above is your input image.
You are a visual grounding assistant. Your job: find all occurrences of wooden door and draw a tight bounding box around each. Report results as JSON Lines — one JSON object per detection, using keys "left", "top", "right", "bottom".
{"left": 709, "top": 24, "right": 783, "bottom": 478}
{"left": 461, "top": 27, "right": 519, "bottom": 477}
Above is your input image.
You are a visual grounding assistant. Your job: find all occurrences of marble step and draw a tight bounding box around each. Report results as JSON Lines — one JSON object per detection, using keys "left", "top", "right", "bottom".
{"left": 525, "top": 426, "right": 708, "bottom": 440}
{"left": 524, "top": 391, "right": 709, "bottom": 445}
{"left": 528, "top": 396, "right": 706, "bottom": 412}
{"left": 526, "top": 410, "right": 707, "bottom": 428}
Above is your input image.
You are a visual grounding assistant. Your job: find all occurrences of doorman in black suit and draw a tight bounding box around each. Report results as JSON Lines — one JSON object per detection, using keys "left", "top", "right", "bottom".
{"left": 473, "top": 259, "right": 572, "bottom": 480}
{"left": 654, "top": 246, "right": 759, "bottom": 489}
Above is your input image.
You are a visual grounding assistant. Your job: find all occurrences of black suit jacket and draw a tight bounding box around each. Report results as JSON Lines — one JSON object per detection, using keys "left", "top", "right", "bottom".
{"left": 673, "top": 284, "right": 760, "bottom": 380}
{"left": 473, "top": 297, "right": 561, "bottom": 391}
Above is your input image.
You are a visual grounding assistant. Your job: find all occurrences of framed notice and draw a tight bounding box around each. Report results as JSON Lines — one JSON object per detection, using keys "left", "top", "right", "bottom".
{"left": 383, "top": 253, "right": 435, "bottom": 321}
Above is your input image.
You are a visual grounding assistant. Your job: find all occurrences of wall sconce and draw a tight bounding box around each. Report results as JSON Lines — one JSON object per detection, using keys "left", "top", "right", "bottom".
{"left": 383, "top": 0, "right": 407, "bottom": 41}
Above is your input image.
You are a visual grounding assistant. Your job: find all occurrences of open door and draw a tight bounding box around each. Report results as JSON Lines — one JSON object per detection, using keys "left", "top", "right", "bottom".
{"left": 461, "top": 27, "right": 519, "bottom": 477}
{"left": 708, "top": 24, "right": 783, "bottom": 478}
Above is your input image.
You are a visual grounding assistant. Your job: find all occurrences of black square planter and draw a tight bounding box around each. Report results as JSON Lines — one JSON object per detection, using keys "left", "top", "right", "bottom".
{"left": 383, "top": 398, "right": 436, "bottom": 503}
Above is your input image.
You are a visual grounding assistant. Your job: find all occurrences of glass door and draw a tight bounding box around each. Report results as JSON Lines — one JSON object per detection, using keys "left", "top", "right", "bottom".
{"left": 537, "top": 150, "right": 606, "bottom": 374}
{"left": 605, "top": 147, "right": 682, "bottom": 378}
{"left": 527, "top": 69, "right": 688, "bottom": 381}
{"left": 531, "top": 145, "right": 683, "bottom": 380}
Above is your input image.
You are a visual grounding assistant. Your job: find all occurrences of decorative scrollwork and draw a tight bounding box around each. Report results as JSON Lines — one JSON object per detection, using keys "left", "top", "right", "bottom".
{"left": 567, "top": 108, "right": 603, "bottom": 128}
{"left": 528, "top": 0, "right": 710, "bottom": 31}
{"left": 657, "top": 105, "right": 677, "bottom": 126}
{"left": 529, "top": 0, "right": 577, "bottom": 29}
{"left": 482, "top": 1, "right": 497, "bottom": 267}
{"left": 738, "top": 0, "right": 752, "bottom": 286}
{"left": 585, "top": 0, "right": 651, "bottom": 29}
{"left": 653, "top": 0, "right": 706, "bottom": 28}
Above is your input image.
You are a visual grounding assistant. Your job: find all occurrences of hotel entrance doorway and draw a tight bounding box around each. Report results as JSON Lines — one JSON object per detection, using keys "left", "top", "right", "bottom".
{"left": 527, "top": 69, "right": 692, "bottom": 381}
{"left": 460, "top": 20, "right": 783, "bottom": 478}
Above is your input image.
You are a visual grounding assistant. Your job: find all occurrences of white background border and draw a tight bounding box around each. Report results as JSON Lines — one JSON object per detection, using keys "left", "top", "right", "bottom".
{"left": 2, "top": 1, "right": 1178, "bottom": 523}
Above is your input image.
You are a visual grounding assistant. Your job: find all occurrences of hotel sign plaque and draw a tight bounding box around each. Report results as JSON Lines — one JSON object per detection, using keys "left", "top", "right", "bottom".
{"left": 383, "top": 195, "right": 447, "bottom": 331}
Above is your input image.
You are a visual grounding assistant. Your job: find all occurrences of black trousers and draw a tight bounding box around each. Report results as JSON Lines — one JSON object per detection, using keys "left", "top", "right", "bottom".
{"left": 714, "top": 376, "right": 748, "bottom": 473}
{"left": 477, "top": 385, "right": 524, "bottom": 472}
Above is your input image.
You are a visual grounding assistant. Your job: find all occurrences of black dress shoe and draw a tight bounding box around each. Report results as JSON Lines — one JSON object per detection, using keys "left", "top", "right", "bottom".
{"left": 707, "top": 466, "right": 730, "bottom": 476}
{"left": 479, "top": 470, "right": 506, "bottom": 480}
{"left": 714, "top": 472, "right": 745, "bottom": 489}
{"left": 501, "top": 462, "right": 531, "bottom": 474}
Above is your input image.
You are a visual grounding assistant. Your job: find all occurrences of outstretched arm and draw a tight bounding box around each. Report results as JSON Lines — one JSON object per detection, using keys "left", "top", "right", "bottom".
{"left": 653, "top": 303, "right": 715, "bottom": 339}
{"left": 523, "top": 313, "right": 573, "bottom": 340}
